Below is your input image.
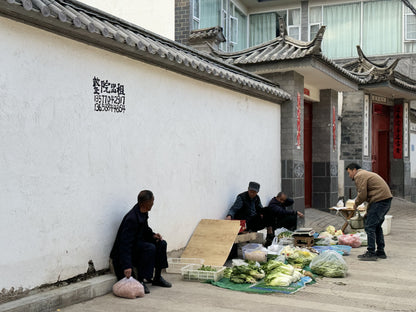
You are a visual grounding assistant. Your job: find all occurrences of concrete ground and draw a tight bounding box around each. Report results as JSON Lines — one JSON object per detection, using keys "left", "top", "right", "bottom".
{"left": 58, "top": 198, "right": 416, "bottom": 312}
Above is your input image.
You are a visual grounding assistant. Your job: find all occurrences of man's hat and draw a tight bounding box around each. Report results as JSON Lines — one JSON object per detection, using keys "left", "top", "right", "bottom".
{"left": 248, "top": 181, "right": 260, "bottom": 192}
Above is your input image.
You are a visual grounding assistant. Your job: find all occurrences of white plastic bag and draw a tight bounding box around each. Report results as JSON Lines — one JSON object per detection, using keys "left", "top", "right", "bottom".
{"left": 310, "top": 250, "right": 348, "bottom": 278}
{"left": 112, "top": 277, "right": 145, "bottom": 299}
{"left": 357, "top": 232, "right": 368, "bottom": 246}
{"left": 267, "top": 237, "right": 284, "bottom": 255}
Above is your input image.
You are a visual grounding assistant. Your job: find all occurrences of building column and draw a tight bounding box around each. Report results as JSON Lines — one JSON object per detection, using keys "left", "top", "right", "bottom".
{"left": 263, "top": 71, "right": 305, "bottom": 214}
{"left": 175, "top": 0, "right": 191, "bottom": 45}
{"left": 391, "top": 99, "right": 411, "bottom": 200}
{"left": 341, "top": 91, "right": 369, "bottom": 200}
{"left": 311, "top": 90, "right": 339, "bottom": 210}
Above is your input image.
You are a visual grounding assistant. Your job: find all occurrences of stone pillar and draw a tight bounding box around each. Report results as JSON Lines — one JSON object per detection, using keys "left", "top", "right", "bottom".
{"left": 341, "top": 91, "right": 371, "bottom": 199}
{"left": 263, "top": 71, "right": 305, "bottom": 214}
{"left": 391, "top": 99, "right": 411, "bottom": 199}
{"left": 301, "top": 1, "right": 309, "bottom": 42}
{"left": 311, "top": 90, "right": 339, "bottom": 210}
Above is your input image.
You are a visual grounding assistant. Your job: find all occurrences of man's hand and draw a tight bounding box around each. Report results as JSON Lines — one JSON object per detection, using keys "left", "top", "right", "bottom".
{"left": 124, "top": 268, "right": 132, "bottom": 278}
{"left": 297, "top": 211, "right": 304, "bottom": 218}
{"left": 225, "top": 215, "right": 232, "bottom": 220}
{"left": 154, "top": 233, "right": 162, "bottom": 241}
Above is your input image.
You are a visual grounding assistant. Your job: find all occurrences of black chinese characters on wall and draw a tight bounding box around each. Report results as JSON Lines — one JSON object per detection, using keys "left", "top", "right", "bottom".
{"left": 93, "top": 76, "right": 126, "bottom": 113}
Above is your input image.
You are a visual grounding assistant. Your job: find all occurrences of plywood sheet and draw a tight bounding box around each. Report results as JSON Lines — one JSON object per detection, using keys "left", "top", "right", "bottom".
{"left": 181, "top": 219, "right": 241, "bottom": 266}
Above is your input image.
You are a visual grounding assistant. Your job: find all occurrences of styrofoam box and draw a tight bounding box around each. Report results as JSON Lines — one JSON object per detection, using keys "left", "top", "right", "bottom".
{"left": 181, "top": 264, "right": 226, "bottom": 282}
{"left": 166, "top": 258, "right": 204, "bottom": 274}
{"left": 382, "top": 215, "right": 393, "bottom": 235}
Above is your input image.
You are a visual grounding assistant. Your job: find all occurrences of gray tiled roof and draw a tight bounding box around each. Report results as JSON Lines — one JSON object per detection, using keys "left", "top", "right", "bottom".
{"left": 189, "top": 26, "right": 225, "bottom": 41}
{"left": 211, "top": 26, "right": 366, "bottom": 84}
{"left": 342, "top": 46, "right": 416, "bottom": 92}
{"left": 0, "top": 0, "right": 291, "bottom": 102}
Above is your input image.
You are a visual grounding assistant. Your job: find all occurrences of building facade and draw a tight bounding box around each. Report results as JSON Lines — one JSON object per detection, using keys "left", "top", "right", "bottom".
{"left": 176, "top": 0, "right": 416, "bottom": 205}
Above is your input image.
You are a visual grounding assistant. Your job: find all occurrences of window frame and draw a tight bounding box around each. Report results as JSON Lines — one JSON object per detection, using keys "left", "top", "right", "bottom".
{"left": 404, "top": 12, "right": 416, "bottom": 41}
{"left": 287, "top": 8, "right": 301, "bottom": 40}
{"left": 192, "top": 0, "right": 200, "bottom": 30}
{"left": 308, "top": 5, "right": 323, "bottom": 41}
{"left": 230, "top": 15, "right": 238, "bottom": 45}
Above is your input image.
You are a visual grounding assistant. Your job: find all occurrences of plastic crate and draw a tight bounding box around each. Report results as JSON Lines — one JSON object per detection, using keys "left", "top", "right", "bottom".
{"left": 181, "top": 264, "right": 226, "bottom": 282}
{"left": 166, "top": 258, "right": 204, "bottom": 274}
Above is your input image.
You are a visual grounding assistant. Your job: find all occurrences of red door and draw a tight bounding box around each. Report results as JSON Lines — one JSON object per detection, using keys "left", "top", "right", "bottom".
{"left": 372, "top": 104, "right": 390, "bottom": 183}
{"left": 304, "top": 101, "right": 312, "bottom": 208}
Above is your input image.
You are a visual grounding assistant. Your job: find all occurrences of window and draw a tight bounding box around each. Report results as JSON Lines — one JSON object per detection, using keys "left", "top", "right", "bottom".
{"left": 228, "top": 3, "right": 247, "bottom": 51}
{"left": 322, "top": 3, "right": 361, "bottom": 59}
{"left": 199, "top": 0, "right": 221, "bottom": 29}
{"left": 309, "top": 6, "right": 322, "bottom": 40}
{"left": 230, "top": 15, "right": 238, "bottom": 45}
{"left": 249, "top": 12, "right": 278, "bottom": 46}
{"left": 404, "top": 0, "right": 416, "bottom": 52}
{"left": 192, "top": 0, "right": 200, "bottom": 30}
{"left": 405, "top": 14, "right": 416, "bottom": 40}
{"left": 287, "top": 8, "right": 301, "bottom": 40}
{"left": 362, "top": 0, "right": 401, "bottom": 56}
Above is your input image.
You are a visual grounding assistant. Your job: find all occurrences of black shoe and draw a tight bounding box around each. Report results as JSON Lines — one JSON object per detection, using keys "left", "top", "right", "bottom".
{"left": 141, "top": 282, "right": 150, "bottom": 294}
{"left": 264, "top": 234, "right": 274, "bottom": 247}
{"left": 152, "top": 276, "right": 172, "bottom": 288}
{"left": 358, "top": 251, "right": 377, "bottom": 261}
{"left": 376, "top": 251, "right": 387, "bottom": 259}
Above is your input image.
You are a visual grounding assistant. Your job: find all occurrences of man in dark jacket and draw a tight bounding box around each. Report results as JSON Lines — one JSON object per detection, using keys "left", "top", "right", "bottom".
{"left": 226, "top": 181, "right": 266, "bottom": 232}
{"left": 110, "top": 190, "right": 171, "bottom": 294}
{"left": 267, "top": 192, "right": 303, "bottom": 231}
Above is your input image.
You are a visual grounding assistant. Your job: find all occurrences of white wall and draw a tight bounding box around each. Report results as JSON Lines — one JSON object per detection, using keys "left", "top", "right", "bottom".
{"left": 80, "top": 0, "right": 175, "bottom": 39}
{"left": 0, "top": 17, "right": 281, "bottom": 290}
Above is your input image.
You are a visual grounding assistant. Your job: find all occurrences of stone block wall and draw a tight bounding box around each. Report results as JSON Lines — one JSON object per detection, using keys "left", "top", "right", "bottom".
{"left": 175, "top": 0, "right": 191, "bottom": 45}
{"left": 263, "top": 71, "right": 305, "bottom": 213}
{"left": 311, "top": 89, "right": 339, "bottom": 210}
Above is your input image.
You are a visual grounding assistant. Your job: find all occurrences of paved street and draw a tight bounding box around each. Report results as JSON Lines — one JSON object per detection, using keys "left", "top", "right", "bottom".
{"left": 61, "top": 198, "right": 416, "bottom": 312}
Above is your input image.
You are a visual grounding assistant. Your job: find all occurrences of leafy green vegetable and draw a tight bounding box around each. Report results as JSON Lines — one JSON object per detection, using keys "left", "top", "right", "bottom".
{"left": 310, "top": 250, "right": 347, "bottom": 277}
{"left": 198, "top": 265, "right": 217, "bottom": 271}
{"left": 223, "top": 267, "right": 232, "bottom": 278}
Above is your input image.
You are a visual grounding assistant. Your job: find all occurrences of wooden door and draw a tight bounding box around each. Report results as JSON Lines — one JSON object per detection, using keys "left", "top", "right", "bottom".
{"left": 372, "top": 104, "right": 390, "bottom": 183}
{"left": 304, "top": 101, "right": 312, "bottom": 208}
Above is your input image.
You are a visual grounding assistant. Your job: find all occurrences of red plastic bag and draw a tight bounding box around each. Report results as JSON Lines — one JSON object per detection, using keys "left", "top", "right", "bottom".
{"left": 338, "top": 234, "right": 361, "bottom": 248}
{"left": 112, "top": 277, "right": 145, "bottom": 299}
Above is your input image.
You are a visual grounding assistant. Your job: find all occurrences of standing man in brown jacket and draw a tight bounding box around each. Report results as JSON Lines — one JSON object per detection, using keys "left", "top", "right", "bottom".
{"left": 346, "top": 163, "right": 392, "bottom": 261}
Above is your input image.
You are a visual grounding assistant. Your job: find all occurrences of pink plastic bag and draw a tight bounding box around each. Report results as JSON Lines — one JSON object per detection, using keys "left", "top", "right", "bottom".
{"left": 112, "top": 277, "right": 145, "bottom": 299}
{"left": 338, "top": 234, "right": 361, "bottom": 248}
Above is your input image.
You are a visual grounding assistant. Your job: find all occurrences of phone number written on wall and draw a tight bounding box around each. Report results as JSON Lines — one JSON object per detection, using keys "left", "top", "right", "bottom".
{"left": 93, "top": 76, "right": 126, "bottom": 113}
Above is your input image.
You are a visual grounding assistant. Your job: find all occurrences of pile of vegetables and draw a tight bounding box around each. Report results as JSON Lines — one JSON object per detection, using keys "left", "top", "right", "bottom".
{"left": 277, "top": 231, "right": 293, "bottom": 239}
{"left": 280, "top": 246, "right": 317, "bottom": 269}
{"left": 310, "top": 250, "right": 348, "bottom": 278}
{"left": 315, "top": 226, "right": 343, "bottom": 246}
{"left": 261, "top": 260, "right": 303, "bottom": 287}
{"left": 197, "top": 265, "right": 217, "bottom": 271}
{"left": 338, "top": 234, "right": 361, "bottom": 248}
{"left": 228, "top": 261, "right": 265, "bottom": 284}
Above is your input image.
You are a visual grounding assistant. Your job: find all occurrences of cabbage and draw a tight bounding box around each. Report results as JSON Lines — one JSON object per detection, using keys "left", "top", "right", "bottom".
{"left": 326, "top": 226, "right": 336, "bottom": 235}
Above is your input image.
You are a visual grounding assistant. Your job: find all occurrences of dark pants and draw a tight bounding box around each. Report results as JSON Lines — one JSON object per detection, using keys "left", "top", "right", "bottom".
{"left": 267, "top": 214, "right": 297, "bottom": 232}
{"left": 246, "top": 215, "right": 266, "bottom": 232}
{"left": 365, "top": 198, "right": 391, "bottom": 254}
{"left": 114, "top": 239, "right": 168, "bottom": 281}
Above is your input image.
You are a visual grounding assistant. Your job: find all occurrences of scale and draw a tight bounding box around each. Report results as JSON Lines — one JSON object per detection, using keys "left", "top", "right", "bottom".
{"left": 292, "top": 228, "right": 315, "bottom": 247}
